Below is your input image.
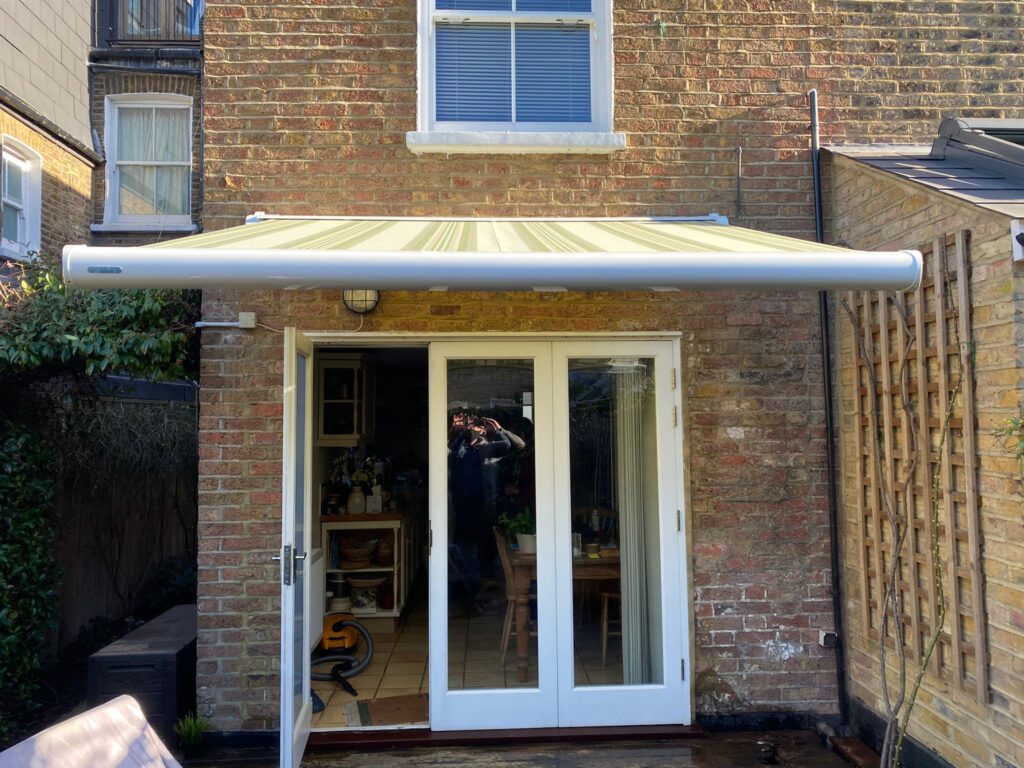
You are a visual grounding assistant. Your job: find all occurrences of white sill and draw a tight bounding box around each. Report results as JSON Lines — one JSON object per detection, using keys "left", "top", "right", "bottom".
{"left": 91, "top": 222, "right": 198, "bottom": 234}
{"left": 0, "top": 243, "right": 34, "bottom": 261}
{"left": 406, "top": 131, "right": 627, "bottom": 155}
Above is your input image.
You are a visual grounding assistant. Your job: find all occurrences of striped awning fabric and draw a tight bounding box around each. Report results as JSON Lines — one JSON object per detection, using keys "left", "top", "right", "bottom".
{"left": 143, "top": 216, "right": 849, "bottom": 255}
{"left": 65, "top": 215, "right": 922, "bottom": 291}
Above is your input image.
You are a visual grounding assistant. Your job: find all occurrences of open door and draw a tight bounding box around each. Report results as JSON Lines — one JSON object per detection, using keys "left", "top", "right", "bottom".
{"left": 280, "top": 328, "right": 314, "bottom": 767}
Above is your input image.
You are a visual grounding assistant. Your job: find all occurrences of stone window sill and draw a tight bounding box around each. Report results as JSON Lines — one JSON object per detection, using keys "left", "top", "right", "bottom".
{"left": 91, "top": 222, "right": 198, "bottom": 234}
{"left": 406, "top": 131, "right": 627, "bottom": 155}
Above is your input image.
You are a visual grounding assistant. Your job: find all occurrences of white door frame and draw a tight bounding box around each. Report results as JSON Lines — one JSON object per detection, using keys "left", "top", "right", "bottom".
{"left": 426, "top": 337, "right": 691, "bottom": 731}
{"left": 277, "top": 331, "right": 692, "bottom": 746}
{"left": 551, "top": 339, "right": 689, "bottom": 726}
{"left": 280, "top": 328, "right": 314, "bottom": 767}
{"left": 428, "top": 341, "right": 560, "bottom": 730}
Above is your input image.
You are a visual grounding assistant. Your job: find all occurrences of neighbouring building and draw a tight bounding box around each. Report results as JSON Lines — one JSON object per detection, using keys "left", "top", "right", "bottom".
{"left": 57, "top": 2, "right": 1024, "bottom": 767}
{"left": 89, "top": 0, "right": 204, "bottom": 244}
{"left": 1, "top": 0, "right": 95, "bottom": 261}
{"left": 829, "top": 118, "right": 1024, "bottom": 768}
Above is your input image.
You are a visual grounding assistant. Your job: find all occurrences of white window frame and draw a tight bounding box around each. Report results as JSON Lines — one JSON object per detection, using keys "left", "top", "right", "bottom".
{"left": 1, "top": 137, "right": 42, "bottom": 261}
{"left": 102, "top": 93, "right": 194, "bottom": 231}
{"left": 409, "top": 0, "right": 623, "bottom": 154}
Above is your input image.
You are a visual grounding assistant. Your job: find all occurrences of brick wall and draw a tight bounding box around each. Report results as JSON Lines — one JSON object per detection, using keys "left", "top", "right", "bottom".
{"left": 89, "top": 70, "right": 203, "bottom": 245}
{"left": 196, "top": 289, "right": 838, "bottom": 730}
{"left": 196, "top": 0, "right": 1024, "bottom": 732}
{"left": 0, "top": 0, "right": 92, "bottom": 146}
{"left": 0, "top": 110, "right": 92, "bottom": 257}
{"left": 830, "top": 155, "right": 1024, "bottom": 768}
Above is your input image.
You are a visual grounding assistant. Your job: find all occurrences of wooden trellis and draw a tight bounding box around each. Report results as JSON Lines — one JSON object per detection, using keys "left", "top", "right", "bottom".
{"left": 847, "top": 230, "right": 988, "bottom": 704}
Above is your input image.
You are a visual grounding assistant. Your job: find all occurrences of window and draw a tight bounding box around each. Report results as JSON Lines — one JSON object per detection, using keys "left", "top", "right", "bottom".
{"left": 1, "top": 138, "right": 41, "bottom": 260}
{"left": 408, "top": 0, "right": 623, "bottom": 153}
{"left": 103, "top": 94, "right": 193, "bottom": 230}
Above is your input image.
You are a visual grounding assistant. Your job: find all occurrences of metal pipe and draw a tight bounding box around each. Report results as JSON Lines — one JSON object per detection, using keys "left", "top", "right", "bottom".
{"left": 808, "top": 86, "right": 849, "bottom": 725}
{"left": 63, "top": 244, "right": 923, "bottom": 292}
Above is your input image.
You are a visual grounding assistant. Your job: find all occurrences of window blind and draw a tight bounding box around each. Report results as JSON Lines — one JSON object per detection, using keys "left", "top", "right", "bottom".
{"left": 515, "top": 25, "right": 591, "bottom": 122}
{"left": 436, "top": 24, "right": 513, "bottom": 122}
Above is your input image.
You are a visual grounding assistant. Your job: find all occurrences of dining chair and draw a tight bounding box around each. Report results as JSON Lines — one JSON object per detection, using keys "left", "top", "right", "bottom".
{"left": 494, "top": 528, "right": 536, "bottom": 665}
{"left": 600, "top": 591, "right": 622, "bottom": 668}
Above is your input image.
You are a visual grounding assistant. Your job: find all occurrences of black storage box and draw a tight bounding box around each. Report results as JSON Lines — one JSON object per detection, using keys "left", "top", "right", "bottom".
{"left": 87, "top": 604, "right": 197, "bottom": 743}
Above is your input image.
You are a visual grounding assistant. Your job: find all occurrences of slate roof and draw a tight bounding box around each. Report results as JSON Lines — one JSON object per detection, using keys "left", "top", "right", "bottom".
{"left": 826, "top": 118, "right": 1024, "bottom": 219}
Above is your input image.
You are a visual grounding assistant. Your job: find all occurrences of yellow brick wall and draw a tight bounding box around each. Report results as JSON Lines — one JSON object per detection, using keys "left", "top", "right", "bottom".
{"left": 0, "top": 110, "right": 92, "bottom": 256}
{"left": 830, "top": 153, "right": 1024, "bottom": 768}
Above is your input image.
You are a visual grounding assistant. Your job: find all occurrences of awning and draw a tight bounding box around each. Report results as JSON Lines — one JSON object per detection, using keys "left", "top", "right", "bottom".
{"left": 63, "top": 214, "right": 922, "bottom": 292}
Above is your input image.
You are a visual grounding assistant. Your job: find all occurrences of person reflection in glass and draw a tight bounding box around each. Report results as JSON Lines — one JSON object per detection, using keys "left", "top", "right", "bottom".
{"left": 448, "top": 413, "right": 524, "bottom": 598}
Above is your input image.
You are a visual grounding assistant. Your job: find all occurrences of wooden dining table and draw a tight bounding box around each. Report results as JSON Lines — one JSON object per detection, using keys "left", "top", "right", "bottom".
{"left": 508, "top": 548, "right": 620, "bottom": 682}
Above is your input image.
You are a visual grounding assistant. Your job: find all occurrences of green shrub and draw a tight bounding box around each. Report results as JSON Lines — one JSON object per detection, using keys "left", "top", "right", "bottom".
{"left": 0, "top": 422, "right": 59, "bottom": 737}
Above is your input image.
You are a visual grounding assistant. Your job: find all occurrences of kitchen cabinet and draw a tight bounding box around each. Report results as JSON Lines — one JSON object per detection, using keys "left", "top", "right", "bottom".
{"left": 316, "top": 354, "right": 372, "bottom": 446}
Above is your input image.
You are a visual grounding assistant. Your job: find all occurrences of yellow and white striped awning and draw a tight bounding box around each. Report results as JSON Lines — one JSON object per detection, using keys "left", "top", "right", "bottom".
{"left": 63, "top": 215, "right": 921, "bottom": 291}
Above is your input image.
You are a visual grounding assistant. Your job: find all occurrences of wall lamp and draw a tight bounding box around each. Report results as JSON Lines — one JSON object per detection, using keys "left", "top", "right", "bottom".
{"left": 342, "top": 289, "right": 380, "bottom": 314}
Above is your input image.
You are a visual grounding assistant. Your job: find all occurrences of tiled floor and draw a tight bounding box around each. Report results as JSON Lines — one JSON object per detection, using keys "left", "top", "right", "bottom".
{"left": 310, "top": 610, "right": 429, "bottom": 730}
{"left": 312, "top": 581, "right": 625, "bottom": 730}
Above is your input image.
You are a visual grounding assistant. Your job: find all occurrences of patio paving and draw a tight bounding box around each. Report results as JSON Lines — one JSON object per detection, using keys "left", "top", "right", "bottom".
{"left": 189, "top": 731, "right": 849, "bottom": 768}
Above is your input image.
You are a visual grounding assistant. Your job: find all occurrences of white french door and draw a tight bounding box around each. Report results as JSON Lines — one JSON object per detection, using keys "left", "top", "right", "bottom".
{"left": 428, "top": 339, "right": 690, "bottom": 731}
{"left": 280, "top": 329, "right": 314, "bottom": 767}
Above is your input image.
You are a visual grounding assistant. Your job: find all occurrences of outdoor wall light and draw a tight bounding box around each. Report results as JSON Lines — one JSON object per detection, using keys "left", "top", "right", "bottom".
{"left": 342, "top": 289, "right": 381, "bottom": 314}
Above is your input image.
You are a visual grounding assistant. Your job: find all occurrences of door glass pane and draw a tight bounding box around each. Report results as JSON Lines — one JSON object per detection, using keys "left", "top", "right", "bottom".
{"left": 447, "top": 359, "right": 537, "bottom": 690}
{"left": 293, "top": 352, "right": 307, "bottom": 715}
{"left": 567, "top": 358, "right": 662, "bottom": 687}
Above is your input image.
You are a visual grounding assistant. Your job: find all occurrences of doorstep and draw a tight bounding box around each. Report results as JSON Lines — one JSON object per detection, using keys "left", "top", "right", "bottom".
{"left": 307, "top": 723, "right": 704, "bottom": 750}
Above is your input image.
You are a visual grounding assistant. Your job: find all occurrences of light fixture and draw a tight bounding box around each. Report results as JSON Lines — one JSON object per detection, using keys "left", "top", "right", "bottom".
{"left": 342, "top": 289, "right": 380, "bottom": 314}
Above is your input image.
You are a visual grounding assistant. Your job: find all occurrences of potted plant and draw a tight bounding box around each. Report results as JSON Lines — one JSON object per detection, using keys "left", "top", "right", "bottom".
{"left": 174, "top": 711, "right": 208, "bottom": 760}
{"left": 499, "top": 508, "right": 536, "bottom": 553}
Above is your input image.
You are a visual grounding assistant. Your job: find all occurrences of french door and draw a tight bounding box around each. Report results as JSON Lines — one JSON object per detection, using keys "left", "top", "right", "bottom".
{"left": 428, "top": 339, "right": 689, "bottom": 731}
{"left": 280, "top": 329, "right": 314, "bottom": 767}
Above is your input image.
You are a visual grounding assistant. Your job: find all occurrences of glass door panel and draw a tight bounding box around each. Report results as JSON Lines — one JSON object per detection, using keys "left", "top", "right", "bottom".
{"left": 446, "top": 358, "right": 538, "bottom": 691}
{"left": 552, "top": 341, "right": 688, "bottom": 728}
{"left": 565, "top": 357, "right": 663, "bottom": 688}
{"left": 428, "top": 342, "right": 557, "bottom": 731}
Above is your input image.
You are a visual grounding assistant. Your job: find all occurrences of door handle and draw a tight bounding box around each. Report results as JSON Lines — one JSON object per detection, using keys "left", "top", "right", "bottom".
{"left": 275, "top": 544, "right": 305, "bottom": 585}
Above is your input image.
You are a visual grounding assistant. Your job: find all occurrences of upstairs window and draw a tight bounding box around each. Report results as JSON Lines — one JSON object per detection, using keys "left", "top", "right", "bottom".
{"left": 1, "top": 138, "right": 42, "bottom": 260}
{"left": 421, "top": 0, "right": 612, "bottom": 132}
{"left": 104, "top": 94, "right": 192, "bottom": 229}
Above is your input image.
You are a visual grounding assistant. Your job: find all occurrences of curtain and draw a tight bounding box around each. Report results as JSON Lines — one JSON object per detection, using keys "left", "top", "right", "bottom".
{"left": 615, "top": 362, "right": 650, "bottom": 684}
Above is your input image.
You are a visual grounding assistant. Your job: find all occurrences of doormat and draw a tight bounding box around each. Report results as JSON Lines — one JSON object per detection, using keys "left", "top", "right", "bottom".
{"left": 343, "top": 693, "right": 429, "bottom": 727}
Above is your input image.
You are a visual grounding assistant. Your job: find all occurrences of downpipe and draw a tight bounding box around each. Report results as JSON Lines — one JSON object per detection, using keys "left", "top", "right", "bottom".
{"left": 808, "top": 88, "right": 850, "bottom": 725}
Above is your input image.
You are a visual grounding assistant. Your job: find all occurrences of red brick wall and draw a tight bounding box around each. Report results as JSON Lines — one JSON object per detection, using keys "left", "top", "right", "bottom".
{"left": 196, "top": 0, "right": 1024, "bottom": 731}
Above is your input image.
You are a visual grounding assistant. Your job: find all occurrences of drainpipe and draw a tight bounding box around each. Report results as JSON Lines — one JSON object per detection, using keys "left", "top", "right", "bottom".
{"left": 808, "top": 88, "right": 849, "bottom": 724}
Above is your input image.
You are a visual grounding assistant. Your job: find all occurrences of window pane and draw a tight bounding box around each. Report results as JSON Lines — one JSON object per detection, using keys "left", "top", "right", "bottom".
{"left": 156, "top": 166, "right": 189, "bottom": 214}
{"left": 119, "top": 165, "right": 155, "bottom": 215}
{"left": 515, "top": 25, "right": 591, "bottom": 122}
{"left": 118, "top": 108, "right": 154, "bottom": 162}
{"left": 436, "top": 24, "right": 512, "bottom": 122}
{"left": 517, "top": 0, "right": 590, "bottom": 11}
{"left": 437, "top": 0, "right": 511, "bottom": 10}
{"left": 2, "top": 202, "right": 21, "bottom": 243}
{"left": 154, "top": 108, "right": 190, "bottom": 162}
{"left": 4, "top": 158, "right": 24, "bottom": 204}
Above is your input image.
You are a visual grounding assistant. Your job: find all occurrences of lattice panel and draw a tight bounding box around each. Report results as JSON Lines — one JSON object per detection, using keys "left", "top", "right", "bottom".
{"left": 847, "top": 230, "right": 988, "bottom": 704}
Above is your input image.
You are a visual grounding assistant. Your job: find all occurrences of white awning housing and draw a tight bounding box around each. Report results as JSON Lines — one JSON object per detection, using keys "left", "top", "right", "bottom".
{"left": 63, "top": 215, "right": 922, "bottom": 292}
